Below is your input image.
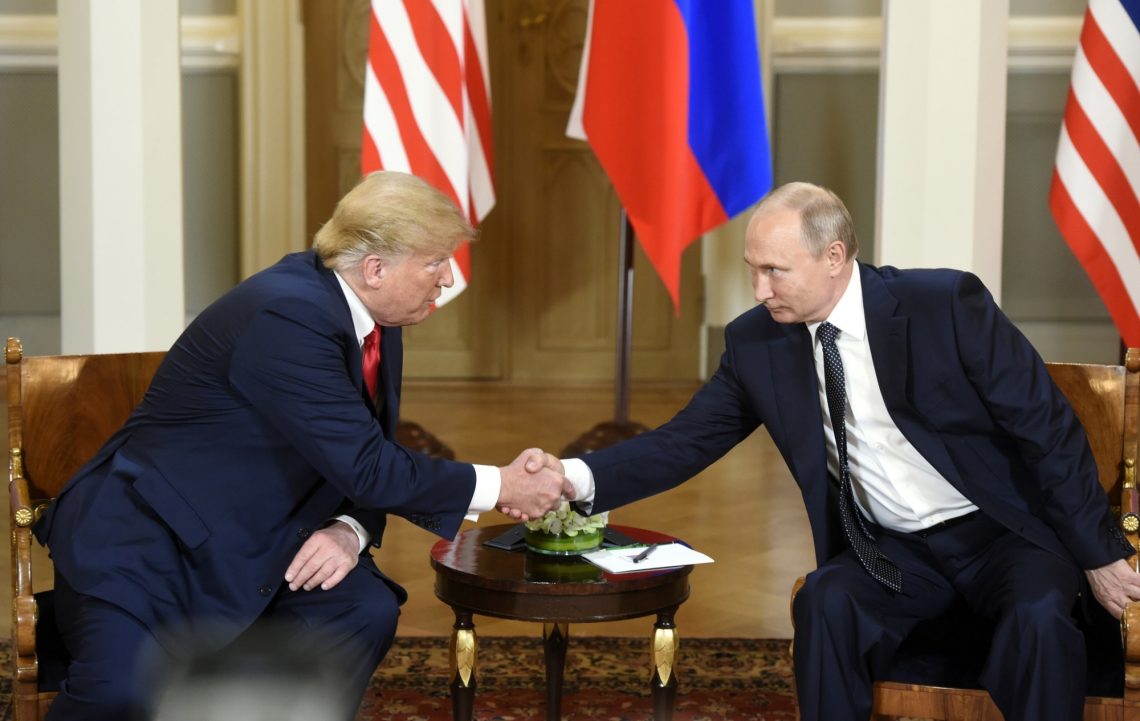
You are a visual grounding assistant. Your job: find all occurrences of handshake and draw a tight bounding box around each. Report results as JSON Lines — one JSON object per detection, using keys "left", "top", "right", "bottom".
{"left": 495, "top": 448, "right": 574, "bottom": 521}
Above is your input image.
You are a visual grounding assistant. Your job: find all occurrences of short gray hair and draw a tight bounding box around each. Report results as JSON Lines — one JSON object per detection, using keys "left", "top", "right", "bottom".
{"left": 754, "top": 182, "right": 858, "bottom": 259}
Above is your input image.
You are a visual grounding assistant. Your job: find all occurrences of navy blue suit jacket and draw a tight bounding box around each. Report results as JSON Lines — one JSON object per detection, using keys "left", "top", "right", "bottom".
{"left": 582, "top": 263, "right": 1132, "bottom": 572}
{"left": 35, "top": 250, "right": 476, "bottom": 648}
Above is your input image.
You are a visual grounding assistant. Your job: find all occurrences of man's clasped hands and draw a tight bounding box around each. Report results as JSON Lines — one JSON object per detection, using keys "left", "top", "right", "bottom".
{"left": 496, "top": 447, "right": 573, "bottom": 521}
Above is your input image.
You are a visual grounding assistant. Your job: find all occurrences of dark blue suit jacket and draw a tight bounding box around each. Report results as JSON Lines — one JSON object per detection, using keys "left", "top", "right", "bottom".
{"left": 35, "top": 250, "right": 476, "bottom": 649}
{"left": 583, "top": 263, "right": 1132, "bottom": 572}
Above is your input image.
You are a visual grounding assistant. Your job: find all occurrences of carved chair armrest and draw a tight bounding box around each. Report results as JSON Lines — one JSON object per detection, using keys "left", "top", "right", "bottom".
{"left": 10, "top": 517, "right": 39, "bottom": 661}
{"left": 9, "top": 448, "right": 35, "bottom": 593}
{"left": 1123, "top": 603, "right": 1140, "bottom": 698}
{"left": 789, "top": 576, "right": 806, "bottom": 658}
{"left": 1119, "top": 460, "right": 1140, "bottom": 698}
{"left": 9, "top": 447, "right": 39, "bottom": 658}
{"left": 1122, "top": 458, "right": 1139, "bottom": 569}
{"left": 9, "top": 448, "right": 33, "bottom": 528}
{"left": 790, "top": 576, "right": 805, "bottom": 627}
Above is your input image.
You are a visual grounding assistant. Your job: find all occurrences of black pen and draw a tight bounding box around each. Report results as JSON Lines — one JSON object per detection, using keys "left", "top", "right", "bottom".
{"left": 631, "top": 543, "right": 659, "bottom": 564}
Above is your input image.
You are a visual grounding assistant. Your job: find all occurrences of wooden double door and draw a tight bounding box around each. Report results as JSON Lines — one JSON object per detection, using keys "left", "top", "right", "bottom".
{"left": 303, "top": 0, "right": 701, "bottom": 382}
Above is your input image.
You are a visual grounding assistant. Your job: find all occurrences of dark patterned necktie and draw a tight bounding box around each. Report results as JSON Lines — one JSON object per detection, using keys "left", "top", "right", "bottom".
{"left": 817, "top": 322, "right": 903, "bottom": 592}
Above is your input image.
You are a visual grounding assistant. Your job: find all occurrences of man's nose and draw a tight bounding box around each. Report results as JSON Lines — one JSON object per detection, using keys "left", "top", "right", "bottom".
{"left": 753, "top": 276, "right": 772, "bottom": 304}
{"left": 440, "top": 259, "right": 455, "bottom": 288}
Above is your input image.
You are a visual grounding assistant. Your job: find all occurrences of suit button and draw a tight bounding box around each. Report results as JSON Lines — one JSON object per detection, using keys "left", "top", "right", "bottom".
{"left": 297, "top": 527, "right": 311, "bottom": 539}
{"left": 259, "top": 585, "right": 272, "bottom": 597}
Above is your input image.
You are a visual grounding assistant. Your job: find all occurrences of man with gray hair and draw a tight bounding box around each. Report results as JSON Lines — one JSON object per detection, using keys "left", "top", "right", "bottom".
{"left": 520, "top": 181, "right": 1139, "bottom": 720}
{"left": 36, "top": 171, "right": 570, "bottom": 720}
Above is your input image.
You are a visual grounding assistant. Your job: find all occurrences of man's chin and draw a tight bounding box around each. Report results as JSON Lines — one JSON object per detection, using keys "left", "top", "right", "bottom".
{"left": 766, "top": 307, "right": 796, "bottom": 324}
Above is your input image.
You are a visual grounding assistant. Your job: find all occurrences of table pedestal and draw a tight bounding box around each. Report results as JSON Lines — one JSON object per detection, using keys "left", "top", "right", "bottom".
{"left": 433, "top": 525, "right": 692, "bottom": 721}
{"left": 444, "top": 610, "right": 681, "bottom": 721}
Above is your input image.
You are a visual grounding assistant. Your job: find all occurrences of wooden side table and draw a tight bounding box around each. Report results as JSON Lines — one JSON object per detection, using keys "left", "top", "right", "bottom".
{"left": 430, "top": 524, "right": 693, "bottom": 721}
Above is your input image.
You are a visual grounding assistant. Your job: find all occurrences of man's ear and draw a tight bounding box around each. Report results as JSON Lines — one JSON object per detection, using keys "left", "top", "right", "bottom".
{"left": 361, "top": 255, "right": 387, "bottom": 289}
{"left": 826, "top": 240, "right": 847, "bottom": 274}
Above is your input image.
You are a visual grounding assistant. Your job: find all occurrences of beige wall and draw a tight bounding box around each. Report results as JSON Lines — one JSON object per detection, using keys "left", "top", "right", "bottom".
{"left": 0, "top": 1, "right": 1120, "bottom": 364}
{"left": 0, "top": 5, "right": 239, "bottom": 355}
{"left": 773, "top": 0, "right": 1087, "bottom": 15}
{"left": 0, "top": 0, "right": 236, "bottom": 14}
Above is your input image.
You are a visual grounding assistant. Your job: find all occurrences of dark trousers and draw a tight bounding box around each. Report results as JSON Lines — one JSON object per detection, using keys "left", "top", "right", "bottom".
{"left": 792, "top": 511, "right": 1084, "bottom": 721}
{"left": 46, "top": 564, "right": 400, "bottom": 721}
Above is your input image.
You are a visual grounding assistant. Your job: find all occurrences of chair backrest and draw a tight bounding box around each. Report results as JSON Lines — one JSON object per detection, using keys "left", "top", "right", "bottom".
{"left": 6, "top": 337, "right": 165, "bottom": 503}
{"left": 6, "top": 337, "right": 166, "bottom": 720}
{"left": 1046, "top": 348, "right": 1140, "bottom": 506}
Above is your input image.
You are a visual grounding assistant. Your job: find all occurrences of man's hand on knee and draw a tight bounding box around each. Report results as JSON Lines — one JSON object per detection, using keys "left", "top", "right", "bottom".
{"left": 285, "top": 521, "right": 360, "bottom": 592}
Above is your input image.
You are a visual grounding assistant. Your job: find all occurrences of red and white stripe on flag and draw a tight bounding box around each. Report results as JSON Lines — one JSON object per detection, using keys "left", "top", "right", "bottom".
{"left": 361, "top": 0, "right": 494, "bottom": 306}
{"left": 1050, "top": 0, "right": 1140, "bottom": 346}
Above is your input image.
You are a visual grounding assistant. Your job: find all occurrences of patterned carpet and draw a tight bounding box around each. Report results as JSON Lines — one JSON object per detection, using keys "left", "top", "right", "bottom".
{"left": 361, "top": 636, "right": 797, "bottom": 720}
{"left": 0, "top": 636, "right": 797, "bottom": 720}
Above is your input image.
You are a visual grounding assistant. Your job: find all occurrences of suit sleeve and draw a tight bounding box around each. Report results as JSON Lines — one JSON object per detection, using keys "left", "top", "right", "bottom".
{"left": 228, "top": 298, "right": 475, "bottom": 540}
{"left": 950, "top": 273, "right": 1132, "bottom": 569}
{"left": 582, "top": 325, "right": 762, "bottom": 514}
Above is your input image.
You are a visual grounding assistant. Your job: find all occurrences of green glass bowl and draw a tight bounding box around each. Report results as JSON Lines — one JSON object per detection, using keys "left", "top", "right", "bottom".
{"left": 523, "top": 554, "right": 603, "bottom": 583}
{"left": 524, "top": 527, "right": 604, "bottom": 556}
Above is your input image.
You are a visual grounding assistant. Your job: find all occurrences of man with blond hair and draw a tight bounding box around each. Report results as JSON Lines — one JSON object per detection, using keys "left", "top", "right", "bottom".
{"left": 37, "top": 171, "right": 570, "bottom": 720}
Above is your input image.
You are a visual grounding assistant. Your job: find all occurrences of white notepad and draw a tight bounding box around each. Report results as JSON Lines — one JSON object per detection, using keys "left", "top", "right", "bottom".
{"left": 581, "top": 543, "right": 714, "bottom": 574}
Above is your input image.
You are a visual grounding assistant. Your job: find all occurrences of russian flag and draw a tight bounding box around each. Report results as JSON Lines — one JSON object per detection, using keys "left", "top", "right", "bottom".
{"left": 567, "top": 0, "right": 773, "bottom": 310}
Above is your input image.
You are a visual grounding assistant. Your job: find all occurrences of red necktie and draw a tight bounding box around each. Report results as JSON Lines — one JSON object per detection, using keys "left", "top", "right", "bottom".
{"left": 362, "top": 325, "right": 381, "bottom": 399}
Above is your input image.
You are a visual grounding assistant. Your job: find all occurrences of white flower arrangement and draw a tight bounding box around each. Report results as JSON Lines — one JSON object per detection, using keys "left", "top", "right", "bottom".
{"left": 524, "top": 501, "right": 608, "bottom": 536}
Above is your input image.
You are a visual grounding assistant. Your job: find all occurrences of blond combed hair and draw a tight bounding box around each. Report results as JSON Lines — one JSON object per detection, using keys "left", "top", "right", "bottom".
{"left": 313, "top": 171, "right": 476, "bottom": 272}
{"left": 754, "top": 181, "right": 858, "bottom": 260}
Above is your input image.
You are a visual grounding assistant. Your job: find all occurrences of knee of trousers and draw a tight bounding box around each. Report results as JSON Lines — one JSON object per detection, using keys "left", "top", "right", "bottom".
{"left": 343, "top": 583, "right": 401, "bottom": 648}
{"left": 793, "top": 566, "right": 863, "bottom": 631}
{"left": 998, "top": 591, "right": 1082, "bottom": 645}
{"left": 53, "top": 669, "right": 147, "bottom": 718}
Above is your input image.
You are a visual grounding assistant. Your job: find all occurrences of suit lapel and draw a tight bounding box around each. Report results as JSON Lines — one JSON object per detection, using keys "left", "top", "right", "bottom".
{"left": 862, "top": 266, "right": 910, "bottom": 414}
{"left": 861, "top": 266, "right": 962, "bottom": 485}
{"left": 311, "top": 251, "right": 371, "bottom": 409}
{"left": 376, "top": 328, "right": 398, "bottom": 437}
{"left": 771, "top": 324, "right": 824, "bottom": 464}
{"left": 770, "top": 323, "right": 832, "bottom": 521}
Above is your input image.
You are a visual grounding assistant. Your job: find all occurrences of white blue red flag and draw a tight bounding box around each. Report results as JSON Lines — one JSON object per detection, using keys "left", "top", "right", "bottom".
{"left": 567, "top": 0, "right": 773, "bottom": 310}
{"left": 1050, "top": 0, "right": 1140, "bottom": 345}
{"left": 361, "top": 0, "right": 494, "bottom": 306}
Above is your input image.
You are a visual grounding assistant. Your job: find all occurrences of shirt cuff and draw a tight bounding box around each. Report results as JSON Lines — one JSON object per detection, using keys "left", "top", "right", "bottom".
{"left": 333, "top": 514, "right": 369, "bottom": 554}
{"left": 465, "top": 463, "right": 502, "bottom": 522}
{"left": 562, "top": 458, "right": 596, "bottom": 510}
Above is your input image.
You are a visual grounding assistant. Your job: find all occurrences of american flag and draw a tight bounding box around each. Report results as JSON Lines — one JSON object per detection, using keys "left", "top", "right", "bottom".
{"left": 361, "top": 0, "right": 494, "bottom": 306}
{"left": 1050, "top": 0, "right": 1140, "bottom": 346}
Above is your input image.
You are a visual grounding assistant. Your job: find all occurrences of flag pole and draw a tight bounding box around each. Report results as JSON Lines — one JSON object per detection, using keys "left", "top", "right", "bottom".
{"left": 614, "top": 209, "right": 635, "bottom": 424}
{"left": 562, "top": 208, "right": 649, "bottom": 457}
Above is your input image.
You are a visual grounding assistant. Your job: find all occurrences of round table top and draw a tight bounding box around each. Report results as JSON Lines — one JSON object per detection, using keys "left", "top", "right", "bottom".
{"left": 430, "top": 524, "right": 692, "bottom": 623}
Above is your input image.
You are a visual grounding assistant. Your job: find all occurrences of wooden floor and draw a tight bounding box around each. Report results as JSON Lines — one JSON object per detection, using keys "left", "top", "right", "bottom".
{"left": 2, "top": 381, "right": 816, "bottom": 641}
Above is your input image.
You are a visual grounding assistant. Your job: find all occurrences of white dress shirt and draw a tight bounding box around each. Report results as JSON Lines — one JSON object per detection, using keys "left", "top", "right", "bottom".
{"left": 334, "top": 273, "right": 499, "bottom": 551}
{"left": 808, "top": 264, "right": 976, "bottom": 532}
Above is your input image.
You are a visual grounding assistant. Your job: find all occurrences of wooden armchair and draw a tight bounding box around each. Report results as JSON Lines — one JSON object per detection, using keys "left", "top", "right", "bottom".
{"left": 791, "top": 349, "right": 1140, "bottom": 721}
{"left": 6, "top": 337, "right": 164, "bottom": 721}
